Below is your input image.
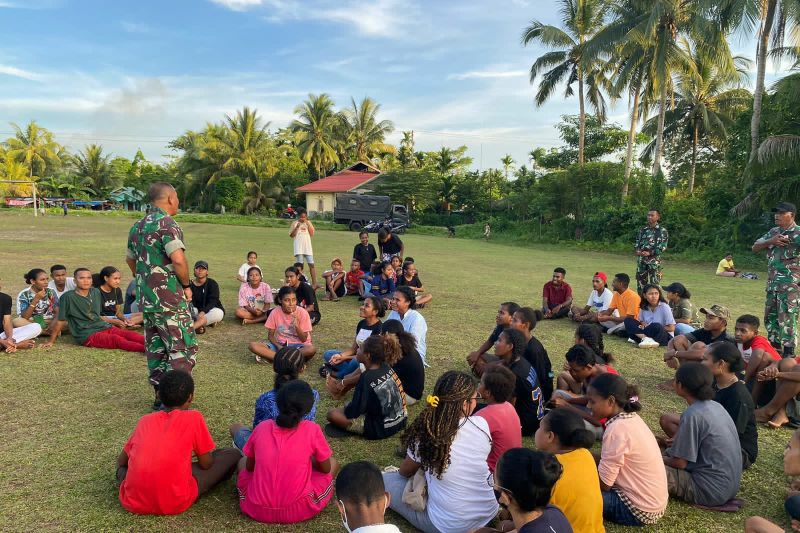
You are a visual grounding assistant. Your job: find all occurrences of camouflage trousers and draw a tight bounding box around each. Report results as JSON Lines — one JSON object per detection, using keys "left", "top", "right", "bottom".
{"left": 144, "top": 310, "right": 198, "bottom": 386}
{"left": 636, "top": 260, "right": 663, "bottom": 293}
{"left": 765, "top": 286, "right": 800, "bottom": 349}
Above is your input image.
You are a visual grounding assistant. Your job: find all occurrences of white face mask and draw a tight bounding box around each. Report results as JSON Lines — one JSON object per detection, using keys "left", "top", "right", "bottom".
{"left": 338, "top": 497, "right": 389, "bottom": 532}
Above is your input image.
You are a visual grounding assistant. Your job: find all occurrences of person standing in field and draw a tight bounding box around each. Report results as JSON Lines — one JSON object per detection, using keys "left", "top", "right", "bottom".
{"left": 289, "top": 208, "right": 318, "bottom": 289}
{"left": 126, "top": 182, "right": 198, "bottom": 410}
{"left": 635, "top": 209, "right": 669, "bottom": 293}
{"left": 752, "top": 202, "right": 800, "bottom": 358}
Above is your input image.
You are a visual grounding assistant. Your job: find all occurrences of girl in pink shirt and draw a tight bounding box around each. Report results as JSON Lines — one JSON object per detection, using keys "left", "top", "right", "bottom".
{"left": 248, "top": 286, "right": 316, "bottom": 364}
{"left": 236, "top": 380, "right": 338, "bottom": 524}
{"left": 587, "top": 373, "right": 667, "bottom": 527}
{"left": 475, "top": 364, "right": 521, "bottom": 472}
{"left": 235, "top": 267, "right": 272, "bottom": 325}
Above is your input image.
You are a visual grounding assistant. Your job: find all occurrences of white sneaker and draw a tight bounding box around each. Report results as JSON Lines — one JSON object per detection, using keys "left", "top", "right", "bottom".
{"left": 627, "top": 338, "right": 636, "bottom": 344}
{"left": 638, "top": 337, "right": 660, "bottom": 349}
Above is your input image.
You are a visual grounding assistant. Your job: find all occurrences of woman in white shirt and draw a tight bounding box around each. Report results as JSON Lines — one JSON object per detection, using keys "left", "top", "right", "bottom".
{"left": 570, "top": 271, "right": 613, "bottom": 323}
{"left": 387, "top": 286, "right": 428, "bottom": 365}
{"left": 383, "top": 371, "right": 498, "bottom": 533}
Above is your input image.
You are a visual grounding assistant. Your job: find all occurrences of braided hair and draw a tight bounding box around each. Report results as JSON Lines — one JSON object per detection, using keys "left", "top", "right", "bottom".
{"left": 575, "top": 324, "right": 614, "bottom": 364}
{"left": 401, "top": 370, "right": 477, "bottom": 479}
{"left": 273, "top": 346, "right": 306, "bottom": 391}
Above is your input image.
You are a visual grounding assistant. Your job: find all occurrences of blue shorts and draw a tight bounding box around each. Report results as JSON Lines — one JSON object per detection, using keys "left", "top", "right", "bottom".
{"left": 233, "top": 427, "right": 252, "bottom": 451}
{"left": 264, "top": 341, "right": 306, "bottom": 352}
{"left": 295, "top": 254, "right": 314, "bottom": 265}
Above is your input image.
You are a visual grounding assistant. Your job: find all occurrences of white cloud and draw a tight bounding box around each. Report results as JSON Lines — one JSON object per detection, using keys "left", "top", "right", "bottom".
{"left": 448, "top": 69, "right": 527, "bottom": 80}
{"left": 209, "top": 0, "right": 266, "bottom": 11}
{"left": 120, "top": 21, "right": 151, "bottom": 34}
{"left": 0, "top": 64, "right": 42, "bottom": 81}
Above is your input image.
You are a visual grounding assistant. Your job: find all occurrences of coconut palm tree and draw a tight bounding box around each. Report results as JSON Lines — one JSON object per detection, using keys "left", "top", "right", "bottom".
{"left": 500, "top": 154, "right": 515, "bottom": 180}
{"left": 72, "top": 144, "right": 115, "bottom": 194}
{"left": 640, "top": 40, "right": 749, "bottom": 193}
{"left": 5, "top": 121, "right": 60, "bottom": 181}
{"left": 521, "top": 0, "right": 609, "bottom": 166}
{"left": 290, "top": 93, "right": 341, "bottom": 179}
{"left": 341, "top": 97, "right": 395, "bottom": 164}
{"left": 211, "top": 106, "right": 272, "bottom": 181}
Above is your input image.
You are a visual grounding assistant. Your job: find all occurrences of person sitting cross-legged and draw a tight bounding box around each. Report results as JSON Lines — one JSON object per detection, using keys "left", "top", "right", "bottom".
{"left": 624, "top": 284, "right": 675, "bottom": 348}
{"left": 755, "top": 357, "right": 800, "bottom": 429}
{"left": 14, "top": 268, "right": 59, "bottom": 336}
{"left": 321, "top": 296, "right": 385, "bottom": 380}
{"left": 597, "top": 273, "right": 640, "bottom": 335}
{"left": 541, "top": 267, "right": 573, "bottom": 319}
{"left": 662, "top": 304, "right": 734, "bottom": 372}
{"left": 235, "top": 266, "right": 272, "bottom": 325}
{"left": 117, "top": 370, "right": 240, "bottom": 515}
{"left": 466, "top": 301, "right": 519, "bottom": 378}
{"left": 42, "top": 268, "right": 145, "bottom": 352}
{"left": 570, "top": 271, "right": 613, "bottom": 323}
{"left": 189, "top": 260, "right": 224, "bottom": 333}
{"left": 0, "top": 284, "right": 41, "bottom": 351}
{"left": 248, "top": 286, "right": 315, "bottom": 364}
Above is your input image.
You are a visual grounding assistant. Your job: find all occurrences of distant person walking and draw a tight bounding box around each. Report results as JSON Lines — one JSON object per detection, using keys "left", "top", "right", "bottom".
{"left": 484, "top": 223, "right": 491, "bottom": 241}
{"left": 63, "top": 203, "right": 68, "bottom": 216}
{"left": 635, "top": 209, "right": 669, "bottom": 293}
{"left": 289, "top": 208, "right": 318, "bottom": 289}
{"left": 126, "top": 182, "right": 198, "bottom": 409}
{"left": 752, "top": 202, "right": 800, "bottom": 357}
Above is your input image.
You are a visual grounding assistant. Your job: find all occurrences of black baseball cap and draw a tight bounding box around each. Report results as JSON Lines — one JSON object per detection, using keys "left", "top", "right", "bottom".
{"left": 772, "top": 202, "right": 797, "bottom": 214}
{"left": 194, "top": 260, "right": 209, "bottom": 269}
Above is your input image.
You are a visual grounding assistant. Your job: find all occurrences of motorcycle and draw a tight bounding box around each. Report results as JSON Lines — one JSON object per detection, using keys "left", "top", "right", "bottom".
{"left": 363, "top": 218, "right": 407, "bottom": 234}
{"left": 280, "top": 207, "right": 297, "bottom": 219}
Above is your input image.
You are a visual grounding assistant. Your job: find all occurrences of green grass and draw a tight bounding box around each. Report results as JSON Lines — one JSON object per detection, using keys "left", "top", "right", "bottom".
{"left": 0, "top": 211, "right": 788, "bottom": 532}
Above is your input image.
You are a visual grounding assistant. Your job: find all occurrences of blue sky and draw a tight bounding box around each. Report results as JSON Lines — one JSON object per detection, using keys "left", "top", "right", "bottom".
{"left": 0, "top": 0, "right": 770, "bottom": 171}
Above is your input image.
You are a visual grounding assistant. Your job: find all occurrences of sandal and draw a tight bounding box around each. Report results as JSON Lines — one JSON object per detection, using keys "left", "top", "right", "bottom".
{"left": 319, "top": 365, "right": 330, "bottom": 378}
{"left": 195, "top": 326, "right": 205, "bottom": 334}
{"left": 255, "top": 354, "right": 270, "bottom": 365}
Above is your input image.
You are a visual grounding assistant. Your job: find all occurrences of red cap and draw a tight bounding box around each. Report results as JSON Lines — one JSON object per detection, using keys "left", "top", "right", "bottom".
{"left": 594, "top": 271, "right": 608, "bottom": 283}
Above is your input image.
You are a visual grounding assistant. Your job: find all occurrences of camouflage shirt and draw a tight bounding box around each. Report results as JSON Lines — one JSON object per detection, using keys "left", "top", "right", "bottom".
{"left": 635, "top": 224, "right": 669, "bottom": 265}
{"left": 126, "top": 207, "right": 187, "bottom": 313}
{"left": 759, "top": 223, "right": 800, "bottom": 289}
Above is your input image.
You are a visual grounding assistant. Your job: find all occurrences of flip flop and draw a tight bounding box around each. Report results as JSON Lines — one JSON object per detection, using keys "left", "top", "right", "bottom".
{"left": 324, "top": 423, "right": 354, "bottom": 439}
{"left": 195, "top": 327, "right": 205, "bottom": 334}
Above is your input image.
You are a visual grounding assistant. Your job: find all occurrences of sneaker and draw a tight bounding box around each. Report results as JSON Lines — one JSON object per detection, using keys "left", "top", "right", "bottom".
{"left": 318, "top": 364, "right": 330, "bottom": 378}
{"left": 606, "top": 323, "right": 625, "bottom": 335}
{"left": 627, "top": 338, "right": 637, "bottom": 344}
{"left": 638, "top": 337, "right": 660, "bottom": 349}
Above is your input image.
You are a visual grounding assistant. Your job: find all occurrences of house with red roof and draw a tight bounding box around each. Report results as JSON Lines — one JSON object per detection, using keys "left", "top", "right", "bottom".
{"left": 296, "top": 162, "right": 381, "bottom": 215}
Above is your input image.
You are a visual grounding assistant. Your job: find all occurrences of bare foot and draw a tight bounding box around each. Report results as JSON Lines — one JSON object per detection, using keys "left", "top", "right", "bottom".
{"left": 767, "top": 408, "right": 790, "bottom": 428}
{"left": 241, "top": 318, "right": 250, "bottom": 325}
{"left": 17, "top": 340, "right": 36, "bottom": 349}
{"left": 754, "top": 408, "right": 773, "bottom": 424}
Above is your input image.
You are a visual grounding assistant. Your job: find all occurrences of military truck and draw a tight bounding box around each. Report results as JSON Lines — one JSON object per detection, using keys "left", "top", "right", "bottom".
{"left": 333, "top": 193, "right": 409, "bottom": 232}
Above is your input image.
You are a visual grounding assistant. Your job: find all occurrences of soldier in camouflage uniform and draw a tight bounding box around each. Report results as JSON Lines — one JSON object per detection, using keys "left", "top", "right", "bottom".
{"left": 635, "top": 209, "right": 669, "bottom": 293}
{"left": 752, "top": 202, "right": 800, "bottom": 357}
{"left": 126, "top": 182, "right": 198, "bottom": 408}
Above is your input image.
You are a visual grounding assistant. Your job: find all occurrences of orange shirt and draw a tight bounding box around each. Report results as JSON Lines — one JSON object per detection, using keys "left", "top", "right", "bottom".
{"left": 609, "top": 289, "right": 641, "bottom": 320}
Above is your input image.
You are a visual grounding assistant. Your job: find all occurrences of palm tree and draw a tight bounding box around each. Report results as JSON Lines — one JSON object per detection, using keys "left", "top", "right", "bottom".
{"left": 641, "top": 41, "right": 749, "bottom": 193}
{"left": 397, "top": 131, "right": 416, "bottom": 169}
{"left": 341, "top": 97, "right": 395, "bottom": 164}
{"left": 290, "top": 93, "right": 341, "bottom": 179}
{"left": 72, "top": 144, "right": 115, "bottom": 195}
{"left": 522, "top": 0, "right": 609, "bottom": 166}
{"left": 5, "top": 121, "right": 60, "bottom": 181}
{"left": 211, "top": 106, "right": 271, "bottom": 181}
{"left": 500, "top": 154, "right": 515, "bottom": 180}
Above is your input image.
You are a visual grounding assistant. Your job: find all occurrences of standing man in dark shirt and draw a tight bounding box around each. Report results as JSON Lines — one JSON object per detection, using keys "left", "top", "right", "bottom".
{"left": 353, "top": 231, "right": 378, "bottom": 273}
{"left": 190, "top": 260, "right": 224, "bottom": 333}
{"left": 541, "top": 267, "right": 573, "bottom": 319}
{"left": 377, "top": 228, "right": 403, "bottom": 262}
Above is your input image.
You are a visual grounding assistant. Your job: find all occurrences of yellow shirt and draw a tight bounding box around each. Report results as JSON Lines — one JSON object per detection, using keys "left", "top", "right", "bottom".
{"left": 552, "top": 448, "right": 605, "bottom": 533}
{"left": 717, "top": 258, "right": 734, "bottom": 274}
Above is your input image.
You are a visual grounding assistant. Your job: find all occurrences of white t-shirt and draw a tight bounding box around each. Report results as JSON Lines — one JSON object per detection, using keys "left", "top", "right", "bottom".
{"left": 585, "top": 287, "right": 613, "bottom": 312}
{"left": 408, "top": 416, "right": 498, "bottom": 533}
{"left": 48, "top": 277, "right": 76, "bottom": 299}
{"left": 238, "top": 263, "right": 261, "bottom": 282}
{"left": 292, "top": 221, "right": 314, "bottom": 255}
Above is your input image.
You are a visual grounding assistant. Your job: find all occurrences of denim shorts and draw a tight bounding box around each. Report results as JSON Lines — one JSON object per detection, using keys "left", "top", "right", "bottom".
{"left": 233, "top": 427, "right": 252, "bottom": 451}
{"left": 295, "top": 254, "right": 314, "bottom": 265}
{"left": 264, "top": 341, "right": 306, "bottom": 352}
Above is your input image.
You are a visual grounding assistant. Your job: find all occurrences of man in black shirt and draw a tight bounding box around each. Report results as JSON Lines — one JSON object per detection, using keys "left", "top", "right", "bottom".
{"left": 190, "top": 261, "right": 224, "bottom": 333}
{"left": 285, "top": 265, "right": 321, "bottom": 325}
{"left": 664, "top": 304, "right": 734, "bottom": 369}
{"left": 377, "top": 228, "right": 403, "bottom": 262}
{"left": 353, "top": 231, "right": 378, "bottom": 273}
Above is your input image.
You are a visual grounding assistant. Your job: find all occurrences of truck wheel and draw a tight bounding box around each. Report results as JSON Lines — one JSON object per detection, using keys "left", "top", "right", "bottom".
{"left": 349, "top": 221, "right": 362, "bottom": 231}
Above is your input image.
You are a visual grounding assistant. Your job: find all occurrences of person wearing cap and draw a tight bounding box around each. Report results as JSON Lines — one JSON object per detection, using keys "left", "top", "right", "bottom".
{"left": 716, "top": 253, "right": 740, "bottom": 277}
{"left": 664, "top": 282, "right": 699, "bottom": 336}
{"left": 190, "top": 261, "right": 224, "bottom": 334}
{"left": 662, "top": 304, "right": 735, "bottom": 371}
{"left": 752, "top": 201, "right": 800, "bottom": 357}
{"left": 570, "top": 271, "right": 613, "bottom": 323}
{"left": 635, "top": 208, "right": 669, "bottom": 294}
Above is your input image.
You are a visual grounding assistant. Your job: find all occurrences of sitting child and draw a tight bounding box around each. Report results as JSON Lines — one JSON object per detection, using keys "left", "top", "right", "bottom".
{"left": 344, "top": 259, "right": 365, "bottom": 296}
{"left": 558, "top": 323, "right": 617, "bottom": 394}
{"left": 370, "top": 261, "right": 396, "bottom": 305}
{"left": 248, "top": 286, "right": 316, "bottom": 364}
{"left": 235, "top": 266, "right": 272, "bottom": 325}
{"left": 474, "top": 364, "right": 522, "bottom": 472}
{"left": 588, "top": 373, "right": 668, "bottom": 527}
{"left": 397, "top": 261, "right": 432, "bottom": 307}
{"left": 745, "top": 429, "right": 800, "bottom": 533}
{"left": 237, "top": 251, "right": 261, "bottom": 283}
{"left": 326, "top": 335, "right": 407, "bottom": 440}
{"left": 236, "top": 380, "right": 338, "bottom": 524}
{"left": 390, "top": 255, "right": 402, "bottom": 281}
{"left": 495, "top": 328, "right": 545, "bottom": 436}
{"left": 534, "top": 408, "right": 604, "bottom": 533}
{"left": 335, "top": 461, "right": 401, "bottom": 533}
{"left": 466, "top": 301, "right": 520, "bottom": 377}
{"left": 322, "top": 296, "right": 384, "bottom": 379}
{"left": 661, "top": 363, "right": 743, "bottom": 507}
{"left": 736, "top": 314, "right": 780, "bottom": 404}
{"left": 230, "top": 346, "right": 320, "bottom": 449}
{"left": 117, "top": 370, "right": 240, "bottom": 515}
{"left": 293, "top": 262, "right": 310, "bottom": 285}
{"left": 512, "top": 306, "right": 553, "bottom": 402}
{"left": 322, "top": 257, "right": 346, "bottom": 301}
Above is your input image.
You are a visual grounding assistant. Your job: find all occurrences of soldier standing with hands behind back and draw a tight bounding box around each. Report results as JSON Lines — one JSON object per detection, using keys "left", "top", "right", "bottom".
{"left": 635, "top": 209, "right": 669, "bottom": 293}
{"left": 752, "top": 202, "right": 800, "bottom": 358}
{"left": 126, "top": 182, "right": 198, "bottom": 410}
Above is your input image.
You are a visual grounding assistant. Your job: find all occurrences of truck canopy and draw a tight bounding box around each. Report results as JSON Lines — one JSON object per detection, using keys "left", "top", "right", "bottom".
{"left": 335, "top": 194, "right": 391, "bottom": 213}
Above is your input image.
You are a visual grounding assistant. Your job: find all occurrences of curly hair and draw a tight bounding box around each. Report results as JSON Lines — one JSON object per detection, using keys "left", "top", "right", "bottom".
{"left": 575, "top": 324, "right": 614, "bottom": 364}
{"left": 401, "top": 370, "right": 476, "bottom": 479}
{"left": 362, "top": 334, "right": 402, "bottom": 366}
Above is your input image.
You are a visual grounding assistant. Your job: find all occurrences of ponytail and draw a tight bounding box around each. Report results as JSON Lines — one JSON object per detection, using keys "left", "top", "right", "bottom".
{"left": 275, "top": 380, "right": 314, "bottom": 429}
{"left": 23, "top": 268, "right": 46, "bottom": 285}
{"left": 575, "top": 324, "right": 614, "bottom": 364}
{"left": 588, "top": 373, "right": 642, "bottom": 413}
{"left": 545, "top": 408, "right": 595, "bottom": 449}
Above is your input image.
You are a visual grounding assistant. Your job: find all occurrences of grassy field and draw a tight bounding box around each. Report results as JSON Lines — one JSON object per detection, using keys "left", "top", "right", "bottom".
{"left": 0, "top": 210, "right": 789, "bottom": 532}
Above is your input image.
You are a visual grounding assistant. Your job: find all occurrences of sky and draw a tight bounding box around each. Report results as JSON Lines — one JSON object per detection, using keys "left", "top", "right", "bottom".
{"left": 0, "top": 0, "right": 772, "bottom": 171}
